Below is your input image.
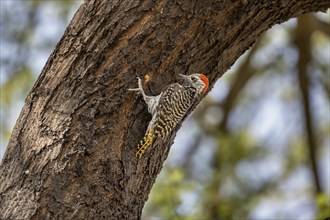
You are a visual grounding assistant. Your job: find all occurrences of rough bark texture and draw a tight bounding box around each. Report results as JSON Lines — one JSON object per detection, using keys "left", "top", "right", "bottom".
{"left": 0, "top": 0, "right": 329, "bottom": 219}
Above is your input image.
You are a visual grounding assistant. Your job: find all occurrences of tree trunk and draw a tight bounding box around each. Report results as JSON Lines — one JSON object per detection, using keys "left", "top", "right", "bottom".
{"left": 1, "top": 0, "right": 329, "bottom": 219}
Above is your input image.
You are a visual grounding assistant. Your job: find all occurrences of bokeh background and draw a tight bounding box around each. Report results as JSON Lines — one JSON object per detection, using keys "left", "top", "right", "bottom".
{"left": 1, "top": 1, "right": 329, "bottom": 219}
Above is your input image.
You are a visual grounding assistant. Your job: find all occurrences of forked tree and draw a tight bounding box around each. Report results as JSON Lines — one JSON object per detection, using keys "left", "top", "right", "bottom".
{"left": 1, "top": 0, "right": 329, "bottom": 219}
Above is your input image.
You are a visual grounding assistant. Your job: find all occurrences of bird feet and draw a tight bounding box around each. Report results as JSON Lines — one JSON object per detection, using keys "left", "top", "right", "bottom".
{"left": 128, "top": 77, "right": 144, "bottom": 94}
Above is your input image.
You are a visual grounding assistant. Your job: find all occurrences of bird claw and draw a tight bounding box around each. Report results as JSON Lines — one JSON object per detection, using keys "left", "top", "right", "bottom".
{"left": 137, "top": 77, "right": 143, "bottom": 89}
{"left": 128, "top": 77, "right": 143, "bottom": 94}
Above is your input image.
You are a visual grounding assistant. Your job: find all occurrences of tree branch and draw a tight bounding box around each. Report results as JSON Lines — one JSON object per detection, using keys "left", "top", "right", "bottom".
{"left": 295, "top": 14, "right": 322, "bottom": 193}
{"left": 1, "top": 0, "right": 329, "bottom": 219}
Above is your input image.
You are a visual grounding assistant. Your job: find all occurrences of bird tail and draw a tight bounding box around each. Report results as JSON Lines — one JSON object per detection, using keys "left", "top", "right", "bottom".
{"left": 136, "top": 128, "right": 154, "bottom": 158}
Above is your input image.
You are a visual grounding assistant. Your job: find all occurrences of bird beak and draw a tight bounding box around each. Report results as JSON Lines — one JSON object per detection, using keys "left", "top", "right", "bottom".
{"left": 178, "top": 74, "right": 188, "bottom": 80}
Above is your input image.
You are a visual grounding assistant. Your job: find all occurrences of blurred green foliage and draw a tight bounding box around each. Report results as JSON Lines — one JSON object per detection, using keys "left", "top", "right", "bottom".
{"left": 316, "top": 193, "right": 330, "bottom": 219}
{"left": 1, "top": 66, "right": 34, "bottom": 105}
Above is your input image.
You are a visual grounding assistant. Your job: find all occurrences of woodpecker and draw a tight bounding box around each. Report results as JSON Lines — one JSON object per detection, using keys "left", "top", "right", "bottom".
{"left": 130, "top": 73, "right": 209, "bottom": 158}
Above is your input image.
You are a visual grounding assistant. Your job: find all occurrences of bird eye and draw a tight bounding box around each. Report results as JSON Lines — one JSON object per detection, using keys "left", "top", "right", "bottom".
{"left": 191, "top": 76, "right": 198, "bottom": 82}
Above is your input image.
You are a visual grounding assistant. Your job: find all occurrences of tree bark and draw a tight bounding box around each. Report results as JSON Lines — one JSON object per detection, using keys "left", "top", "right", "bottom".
{"left": 0, "top": 0, "right": 329, "bottom": 219}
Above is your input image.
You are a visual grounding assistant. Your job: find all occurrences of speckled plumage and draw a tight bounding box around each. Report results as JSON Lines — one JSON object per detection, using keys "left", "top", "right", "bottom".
{"left": 130, "top": 74, "right": 209, "bottom": 158}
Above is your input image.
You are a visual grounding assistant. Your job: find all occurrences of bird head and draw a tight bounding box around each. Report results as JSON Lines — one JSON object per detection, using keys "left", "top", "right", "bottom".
{"left": 179, "top": 73, "right": 209, "bottom": 94}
